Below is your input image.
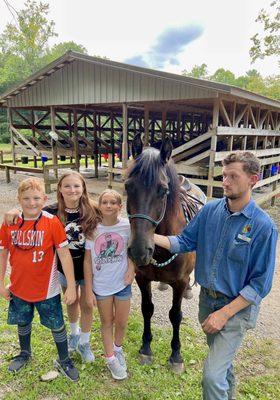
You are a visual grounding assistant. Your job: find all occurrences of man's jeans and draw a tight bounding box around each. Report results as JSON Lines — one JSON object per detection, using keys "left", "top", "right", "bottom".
{"left": 198, "top": 289, "right": 259, "bottom": 400}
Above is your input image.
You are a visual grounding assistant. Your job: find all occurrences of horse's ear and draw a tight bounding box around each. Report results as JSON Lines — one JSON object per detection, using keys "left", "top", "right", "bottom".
{"left": 160, "top": 137, "right": 173, "bottom": 164}
{"left": 132, "top": 133, "right": 143, "bottom": 159}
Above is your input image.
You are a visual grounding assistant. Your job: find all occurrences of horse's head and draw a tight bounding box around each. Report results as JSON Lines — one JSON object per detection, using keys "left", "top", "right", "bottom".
{"left": 126, "top": 134, "right": 174, "bottom": 267}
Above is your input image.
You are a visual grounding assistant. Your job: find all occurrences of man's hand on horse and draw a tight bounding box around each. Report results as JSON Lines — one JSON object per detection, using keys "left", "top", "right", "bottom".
{"left": 201, "top": 309, "right": 230, "bottom": 334}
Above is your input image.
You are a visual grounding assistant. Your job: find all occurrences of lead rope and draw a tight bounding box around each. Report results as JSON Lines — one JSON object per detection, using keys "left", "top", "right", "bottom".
{"left": 150, "top": 204, "right": 189, "bottom": 268}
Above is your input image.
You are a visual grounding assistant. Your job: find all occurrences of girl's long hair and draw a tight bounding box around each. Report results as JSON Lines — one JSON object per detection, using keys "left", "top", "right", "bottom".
{"left": 57, "top": 171, "right": 102, "bottom": 237}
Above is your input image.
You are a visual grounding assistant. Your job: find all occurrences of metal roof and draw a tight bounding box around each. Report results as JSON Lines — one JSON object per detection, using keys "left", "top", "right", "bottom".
{"left": 0, "top": 50, "right": 279, "bottom": 109}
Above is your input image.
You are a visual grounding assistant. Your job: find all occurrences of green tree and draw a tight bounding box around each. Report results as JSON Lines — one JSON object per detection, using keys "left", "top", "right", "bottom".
{"left": 0, "top": 1, "right": 89, "bottom": 96}
{"left": 41, "top": 41, "right": 88, "bottom": 65}
{"left": 182, "top": 63, "right": 209, "bottom": 79}
{"left": 0, "top": 0, "right": 57, "bottom": 73}
{"left": 250, "top": 0, "right": 280, "bottom": 62}
{"left": 210, "top": 68, "right": 236, "bottom": 85}
{"left": 181, "top": 64, "right": 279, "bottom": 101}
{"left": 0, "top": 0, "right": 90, "bottom": 141}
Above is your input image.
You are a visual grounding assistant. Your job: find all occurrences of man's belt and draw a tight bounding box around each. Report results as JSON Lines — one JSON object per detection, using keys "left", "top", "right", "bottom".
{"left": 201, "top": 287, "right": 228, "bottom": 299}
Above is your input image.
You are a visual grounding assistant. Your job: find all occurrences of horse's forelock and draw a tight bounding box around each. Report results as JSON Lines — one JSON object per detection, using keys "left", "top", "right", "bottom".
{"left": 128, "top": 148, "right": 162, "bottom": 187}
{"left": 127, "top": 147, "right": 181, "bottom": 215}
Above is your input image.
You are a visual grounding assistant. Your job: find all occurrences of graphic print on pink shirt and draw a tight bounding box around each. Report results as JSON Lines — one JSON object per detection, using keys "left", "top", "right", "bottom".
{"left": 94, "top": 232, "right": 124, "bottom": 270}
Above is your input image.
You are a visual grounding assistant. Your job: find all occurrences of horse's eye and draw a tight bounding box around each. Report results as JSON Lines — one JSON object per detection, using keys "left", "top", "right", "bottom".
{"left": 158, "top": 187, "right": 169, "bottom": 197}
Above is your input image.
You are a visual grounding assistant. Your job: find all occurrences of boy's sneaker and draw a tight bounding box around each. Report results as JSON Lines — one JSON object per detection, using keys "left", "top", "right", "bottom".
{"left": 54, "top": 358, "right": 79, "bottom": 382}
{"left": 8, "top": 352, "right": 31, "bottom": 373}
{"left": 107, "top": 357, "right": 127, "bottom": 380}
{"left": 68, "top": 333, "right": 80, "bottom": 352}
{"left": 115, "top": 349, "right": 127, "bottom": 371}
{"left": 77, "top": 342, "right": 95, "bottom": 363}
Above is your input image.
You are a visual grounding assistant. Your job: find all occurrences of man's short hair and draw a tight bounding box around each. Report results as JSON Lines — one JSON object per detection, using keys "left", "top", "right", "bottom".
{"left": 18, "top": 177, "right": 45, "bottom": 197}
{"left": 222, "top": 151, "right": 261, "bottom": 175}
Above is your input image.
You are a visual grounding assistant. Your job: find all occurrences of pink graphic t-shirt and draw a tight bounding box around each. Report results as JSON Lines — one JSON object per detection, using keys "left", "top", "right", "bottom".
{"left": 85, "top": 217, "right": 130, "bottom": 296}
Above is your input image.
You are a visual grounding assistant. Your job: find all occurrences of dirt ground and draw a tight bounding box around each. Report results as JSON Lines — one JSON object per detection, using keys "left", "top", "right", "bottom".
{"left": 0, "top": 170, "right": 279, "bottom": 340}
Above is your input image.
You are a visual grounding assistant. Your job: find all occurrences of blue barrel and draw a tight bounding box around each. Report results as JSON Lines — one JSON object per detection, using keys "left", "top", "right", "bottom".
{"left": 41, "top": 155, "right": 48, "bottom": 163}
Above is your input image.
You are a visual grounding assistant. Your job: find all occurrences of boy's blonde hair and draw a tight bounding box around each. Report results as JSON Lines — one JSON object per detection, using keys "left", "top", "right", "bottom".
{"left": 98, "top": 189, "right": 122, "bottom": 205}
{"left": 18, "top": 178, "right": 45, "bottom": 197}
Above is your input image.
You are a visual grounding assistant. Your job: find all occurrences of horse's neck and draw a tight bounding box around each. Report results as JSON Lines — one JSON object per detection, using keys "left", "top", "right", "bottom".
{"left": 156, "top": 204, "right": 185, "bottom": 236}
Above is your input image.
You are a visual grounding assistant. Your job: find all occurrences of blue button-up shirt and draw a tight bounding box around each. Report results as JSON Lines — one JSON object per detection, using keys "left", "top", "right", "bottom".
{"left": 168, "top": 198, "right": 278, "bottom": 305}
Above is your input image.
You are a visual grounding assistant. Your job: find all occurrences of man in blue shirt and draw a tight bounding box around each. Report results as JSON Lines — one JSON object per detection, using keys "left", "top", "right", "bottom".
{"left": 154, "top": 151, "right": 278, "bottom": 400}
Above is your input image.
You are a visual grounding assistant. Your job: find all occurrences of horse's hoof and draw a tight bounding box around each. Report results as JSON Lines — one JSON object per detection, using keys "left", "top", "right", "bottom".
{"left": 139, "top": 353, "right": 153, "bottom": 365}
{"left": 168, "top": 360, "right": 185, "bottom": 374}
{"left": 183, "top": 288, "right": 193, "bottom": 300}
{"left": 158, "top": 282, "right": 169, "bottom": 291}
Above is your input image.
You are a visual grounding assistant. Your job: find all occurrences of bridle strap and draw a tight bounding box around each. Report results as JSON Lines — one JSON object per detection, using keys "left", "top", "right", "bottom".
{"left": 128, "top": 195, "right": 167, "bottom": 227}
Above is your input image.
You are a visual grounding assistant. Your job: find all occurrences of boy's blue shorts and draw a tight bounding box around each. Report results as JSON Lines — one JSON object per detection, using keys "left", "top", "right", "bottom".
{"left": 8, "top": 293, "right": 64, "bottom": 330}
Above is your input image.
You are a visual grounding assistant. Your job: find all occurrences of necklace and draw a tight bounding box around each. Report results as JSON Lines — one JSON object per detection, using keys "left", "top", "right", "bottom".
{"left": 65, "top": 207, "right": 80, "bottom": 214}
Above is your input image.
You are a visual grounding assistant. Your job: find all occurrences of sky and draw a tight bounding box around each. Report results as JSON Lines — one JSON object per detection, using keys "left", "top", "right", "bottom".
{"left": 0, "top": 0, "right": 279, "bottom": 78}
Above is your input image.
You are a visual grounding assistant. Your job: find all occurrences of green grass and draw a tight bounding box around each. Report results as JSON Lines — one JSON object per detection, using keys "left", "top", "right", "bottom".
{"left": 0, "top": 143, "right": 11, "bottom": 152}
{"left": 0, "top": 297, "right": 279, "bottom": 399}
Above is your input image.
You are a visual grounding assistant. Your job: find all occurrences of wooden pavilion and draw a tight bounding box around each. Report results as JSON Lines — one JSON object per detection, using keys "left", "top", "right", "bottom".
{"left": 0, "top": 50, "right": 279, "bottom": 201}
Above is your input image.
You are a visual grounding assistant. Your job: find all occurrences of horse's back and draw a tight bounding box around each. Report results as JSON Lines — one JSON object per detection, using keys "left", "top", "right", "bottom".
{"left": 179, "top": 175, "right": 207, "bottom": 208}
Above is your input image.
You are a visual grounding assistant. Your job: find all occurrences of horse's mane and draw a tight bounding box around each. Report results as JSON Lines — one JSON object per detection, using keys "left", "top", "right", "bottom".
{"left": 127, "top": 148, "right": 181, "bottom": 220}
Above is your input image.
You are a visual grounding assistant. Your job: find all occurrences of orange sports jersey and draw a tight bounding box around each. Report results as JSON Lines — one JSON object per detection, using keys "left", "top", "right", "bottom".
{"left": 0, "top": 210, "right": 68, "bottom": 302}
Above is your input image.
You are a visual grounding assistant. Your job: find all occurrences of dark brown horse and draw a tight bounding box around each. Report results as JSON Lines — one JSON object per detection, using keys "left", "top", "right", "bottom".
{"left": 125, "top": 135, "right": 205, "bottom": 373}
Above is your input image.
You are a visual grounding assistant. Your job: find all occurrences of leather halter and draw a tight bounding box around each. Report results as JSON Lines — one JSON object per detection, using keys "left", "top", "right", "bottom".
{"left": 127, "top": 193, "right": 168, "bottom": 227}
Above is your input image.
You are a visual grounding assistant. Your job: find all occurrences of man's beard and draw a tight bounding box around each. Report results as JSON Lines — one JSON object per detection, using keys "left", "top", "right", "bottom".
{"left": 224, "top": 192, "right": 240, "bottom": 200}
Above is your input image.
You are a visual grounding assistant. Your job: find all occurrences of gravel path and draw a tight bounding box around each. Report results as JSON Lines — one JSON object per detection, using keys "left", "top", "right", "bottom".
{"left": 0, "top": 170, "right": 279, "bottom": 340}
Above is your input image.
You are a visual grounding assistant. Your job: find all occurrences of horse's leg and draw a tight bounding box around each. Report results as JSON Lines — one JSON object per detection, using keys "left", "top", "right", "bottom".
{"left": 168, "top": 280, "right": 186, "bottom": 374}
{"left": 136, "top": 275, "right": 154, "bottom": 365}
{"left": 183, "top": 276, "right": 194, "bottom": 300}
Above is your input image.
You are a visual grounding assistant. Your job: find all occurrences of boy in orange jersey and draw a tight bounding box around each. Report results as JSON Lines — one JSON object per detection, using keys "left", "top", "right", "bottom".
{"left": 0, "top": 178, "right": 79, "bottom": 382}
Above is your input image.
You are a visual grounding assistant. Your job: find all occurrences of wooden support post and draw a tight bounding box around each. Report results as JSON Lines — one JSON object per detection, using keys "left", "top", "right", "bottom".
{"left": 5, "top": 166, "right": 10, "bottom": 183}
{"left": 227, "top": 136, "right": 234, "bottom": 151}
{"left": 144, "top": 106, "right": 149, "bottom": 147}
{"left": 110, "top": 112, "right": 115, "bottom": 169}
{"left": 230, "top": 101, "right": 236, "bottom": 126}
{"left": 177, "top": 111, "right": 182, "bottom": 142}
{"left": 68, "top": 112, "right": 73, "bottom": 164}
{"left": 43, "top": 165, "right": 51, "bottom": 194}
{"left": 253, "top": 136, "right": 258, "bottom": 150}
{"left": 73, "top": 109, "right": 80, "bottom": 170}
{"left": 271, "top": 180, "right": 277, "bottom": 206}
{"left": 122, "top": 103, "right": 128, "bottom": 170}
{"left": 151, "top": 119, "right": 155, "bottom": 146}
{"left": 256, "top": 108, "right": 261, "bottom": 128}
{"left": 7, "top": 108, "right": 16, "bottom": 166}
{"left": 244, "top": 107, "right": 249, "bottom": 128}
{"left": 162, "top": 109, "right": 166, "bottom": 140}
{"left": 50, "top": 106, "right": 58, "bottom": 178}
{"left": 98, "top": 114, "right": 102, "bottom": 167}
{"left": 84, "top": 114, "right": 88, "bottom": 168}
{"left": 93, "top": 111, "right": 98, "bottom": 178}
{"left": 241, "top": 135, "right": 247, "bottom": 150}
{"left": 207, "top": 98, "right": 219, "bottom": 198}
{"left": 31, "top": 110, "right": 37, "bottom": 168}
{"left": 108, "top": 153, "right": 113, "bottom": 189}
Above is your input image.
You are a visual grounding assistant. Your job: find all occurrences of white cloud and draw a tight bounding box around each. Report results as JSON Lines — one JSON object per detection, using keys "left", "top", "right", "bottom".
{"left": 0, "top": 0, "right": 278, "bottom": 76}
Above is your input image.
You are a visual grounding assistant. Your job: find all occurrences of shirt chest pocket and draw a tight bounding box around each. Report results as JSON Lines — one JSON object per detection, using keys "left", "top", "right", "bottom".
{"left": 228, "top": 239, "right": 250, "bottom": 263}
